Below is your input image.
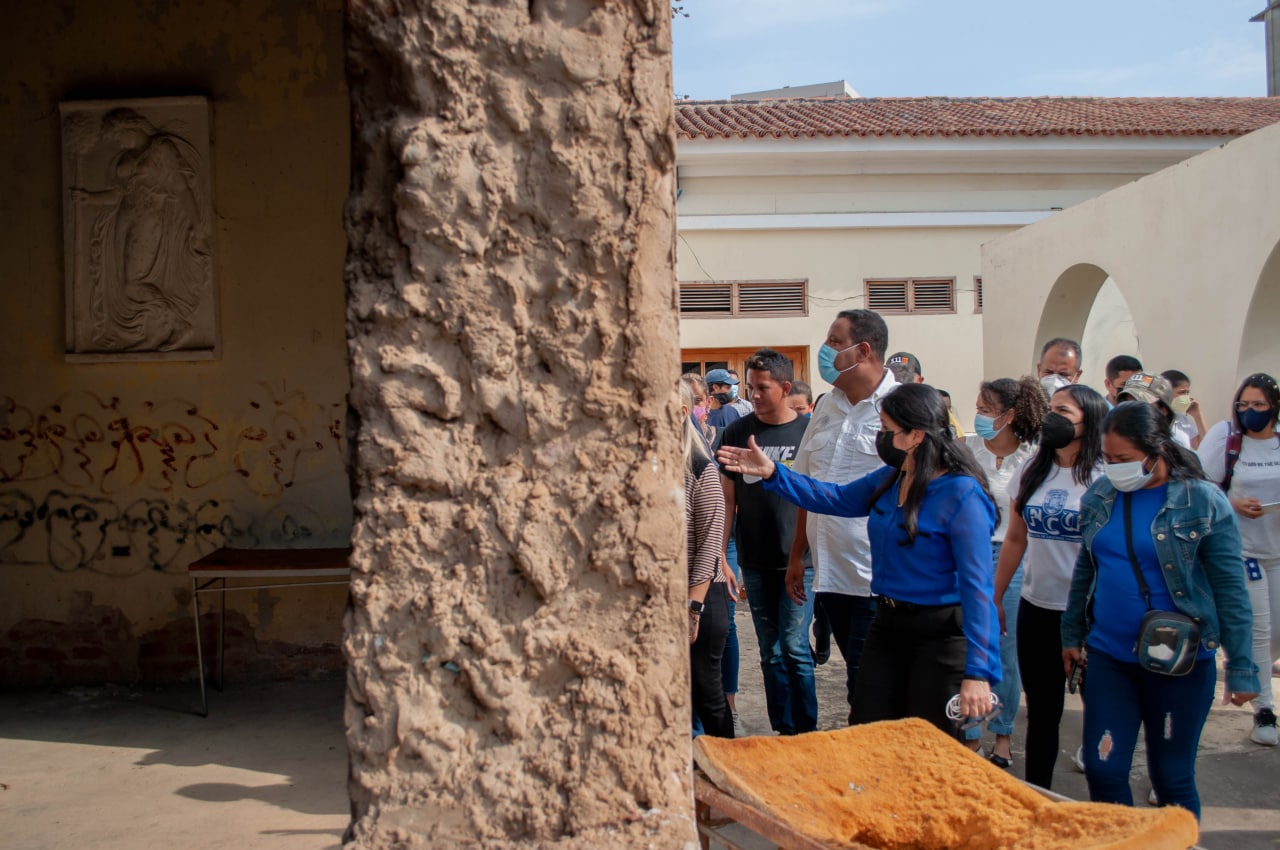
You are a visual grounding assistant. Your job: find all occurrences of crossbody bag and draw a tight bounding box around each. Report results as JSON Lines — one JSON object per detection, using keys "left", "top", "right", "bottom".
{"left": 1123, "top": 493, "right": 1201, "bottom": 676}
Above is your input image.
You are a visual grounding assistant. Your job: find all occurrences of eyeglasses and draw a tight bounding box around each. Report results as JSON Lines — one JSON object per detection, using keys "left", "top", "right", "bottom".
{"left": 1235, "top": 401, "right": 1274, "bottom": 412}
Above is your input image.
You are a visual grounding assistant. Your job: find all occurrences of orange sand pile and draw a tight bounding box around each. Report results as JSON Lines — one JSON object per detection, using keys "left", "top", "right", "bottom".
{"left": 693, "top": 718, "right": 1198, "bottom": 850}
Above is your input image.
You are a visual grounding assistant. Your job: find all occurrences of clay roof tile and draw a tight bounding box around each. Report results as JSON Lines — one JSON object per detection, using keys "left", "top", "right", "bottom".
{"left": 674, "top": 97, "right": 1280, "bottom": 140}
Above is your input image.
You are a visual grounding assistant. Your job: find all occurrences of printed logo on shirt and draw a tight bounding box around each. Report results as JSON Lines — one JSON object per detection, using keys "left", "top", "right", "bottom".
{"left": 1025, "top": 488, "right": 1082, "bottom": 540}
{"left": 759, "top": 445, "right": 799, "bottom": 467}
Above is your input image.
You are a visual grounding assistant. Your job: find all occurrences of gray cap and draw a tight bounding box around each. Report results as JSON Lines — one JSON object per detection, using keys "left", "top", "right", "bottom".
{"left": 1118, "top": 372, "right": 1174, "bottom": 408}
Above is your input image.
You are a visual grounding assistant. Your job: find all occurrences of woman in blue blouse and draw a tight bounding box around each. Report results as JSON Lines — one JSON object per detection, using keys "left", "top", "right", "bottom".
{"left": 717, "top": 383, "right": 1001, "bottom": 736}
{"left": 1062, "top": 402, "right": 1258, "bottom": 818}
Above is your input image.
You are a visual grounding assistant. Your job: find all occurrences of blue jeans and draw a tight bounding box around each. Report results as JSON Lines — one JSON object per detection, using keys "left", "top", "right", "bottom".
{"left": 1081, "top": 647, "right": 1216, "bottom": 819}
{"left": 966, "top": 542, "right": 1022, "bottom": 740}
{"left": 721, "top": 536, "right": 742, "bottom": 696}
{"left": 742, "top": 567, "right": 817, "bottom": 734}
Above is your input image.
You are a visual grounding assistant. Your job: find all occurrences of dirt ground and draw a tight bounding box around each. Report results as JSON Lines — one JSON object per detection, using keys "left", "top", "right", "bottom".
{"left": 1, "top": 606, "right": 1277, "bottom": 850}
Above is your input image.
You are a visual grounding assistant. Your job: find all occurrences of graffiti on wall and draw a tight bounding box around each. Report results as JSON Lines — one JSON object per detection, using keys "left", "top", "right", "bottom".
{"left": 0, "top": 489, "right": 335, "bottom": 574}
{"left": 0, "top": 384, "right": 349, "bottom": 573}
{"left": 0, "top": 384, "right": 344, "bottom": 496}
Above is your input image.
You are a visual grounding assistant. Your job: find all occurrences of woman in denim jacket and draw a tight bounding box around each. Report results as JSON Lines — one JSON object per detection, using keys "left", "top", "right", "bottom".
{"left": 1062, "top": 403, "right": 1258, "bottom": 819}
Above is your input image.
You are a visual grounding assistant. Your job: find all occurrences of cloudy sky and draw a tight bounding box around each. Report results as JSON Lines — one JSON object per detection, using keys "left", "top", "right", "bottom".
{"left": 672, "top": 0, "right": 1270, "bottom": 100}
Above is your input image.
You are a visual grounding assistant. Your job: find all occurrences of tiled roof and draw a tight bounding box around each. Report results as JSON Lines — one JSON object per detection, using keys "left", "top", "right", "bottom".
{"left": 675, "top": 97, "right": 1280, "bottom": 140}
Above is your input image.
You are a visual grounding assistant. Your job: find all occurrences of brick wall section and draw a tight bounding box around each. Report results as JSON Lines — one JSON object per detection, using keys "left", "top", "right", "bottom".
{"left": 342, "top": 1, "right": 690, "bottom": 847}
{"left": 1, "top": 608, "right": 343, "bottom": 687}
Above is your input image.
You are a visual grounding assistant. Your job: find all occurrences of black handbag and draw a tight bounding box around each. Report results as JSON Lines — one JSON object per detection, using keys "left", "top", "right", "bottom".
{"left": 1123, "top": 494, "right": 1201, "bottom": 676}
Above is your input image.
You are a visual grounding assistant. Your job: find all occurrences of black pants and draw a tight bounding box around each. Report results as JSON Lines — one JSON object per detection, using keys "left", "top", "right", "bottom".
{"left": 691, "top": 582, "right": 734, "bottom": 738}
{"left": 1017, "top": 598, "right": 1066, "bottom": 789}
{"left": 850, "top": 602, "right": 967, "bottom": 738}
{"left": 815, "top": 592, "right": 877, "bottom": 725}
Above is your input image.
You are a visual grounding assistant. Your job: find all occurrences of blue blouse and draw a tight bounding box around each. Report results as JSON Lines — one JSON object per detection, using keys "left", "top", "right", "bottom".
{"left": 763, "top": 463, "right": 1001, "bottom": 683}
{"left": 1088, "top": 485, "right": 1216, "bottom": 664}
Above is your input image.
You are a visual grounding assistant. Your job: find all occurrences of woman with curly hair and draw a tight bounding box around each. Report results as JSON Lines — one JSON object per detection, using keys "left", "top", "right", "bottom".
{"left": 962, "top": 376, "right": 1048, "bottom": 766}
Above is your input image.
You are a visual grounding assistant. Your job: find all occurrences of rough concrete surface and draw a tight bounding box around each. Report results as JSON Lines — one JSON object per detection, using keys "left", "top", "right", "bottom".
{"left": 342, "top": 1, "right": 687, "bottom": 847}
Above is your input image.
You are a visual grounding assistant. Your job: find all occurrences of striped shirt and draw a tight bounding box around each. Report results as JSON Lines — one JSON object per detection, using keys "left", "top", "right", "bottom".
{"left": 686, "top": 457, "right": 727, "bottom": 587}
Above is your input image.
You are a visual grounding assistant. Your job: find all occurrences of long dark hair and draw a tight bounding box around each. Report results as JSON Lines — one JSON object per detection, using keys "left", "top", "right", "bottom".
{"left": 979, "top": 376, "right": 1048, "bottom": 443}
{"left": 872, "top": 383, "right": 998, "bottom": 542}
{"left": 1103, "top": 401, "right": 1206, "bottom": 481}
{"left": 1233, "top": 373, "right": 1280, "bottom": 432}
{"left": 1015, "top": 384, "right": 1107, "bottom": 513}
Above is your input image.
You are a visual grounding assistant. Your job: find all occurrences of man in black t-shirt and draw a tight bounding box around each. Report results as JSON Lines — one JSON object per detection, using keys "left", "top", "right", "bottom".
{"left": 719, "top": 349, "right": 816, "bottom": 735}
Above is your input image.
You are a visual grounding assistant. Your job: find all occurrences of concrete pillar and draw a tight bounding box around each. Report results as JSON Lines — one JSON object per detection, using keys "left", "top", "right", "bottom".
{"left": 342, "top": 1, "right": 691, "bottom": 847}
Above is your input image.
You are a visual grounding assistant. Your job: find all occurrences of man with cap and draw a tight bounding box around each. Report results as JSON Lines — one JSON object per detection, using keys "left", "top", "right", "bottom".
{"left": 704, "top": 368, "right": 742, "bottom": 439}
{"left": 887, "top": 352, "right": 966, "bottom": 438}
{"left": 886, "top": 352, "right": 924, "bottom": 385}
{"left": 1117, "top": 372, "right": 1194, "bottom": 449}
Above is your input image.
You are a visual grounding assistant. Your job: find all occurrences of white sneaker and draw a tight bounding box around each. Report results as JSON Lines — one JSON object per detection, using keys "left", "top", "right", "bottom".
{"left": 1148, "top": 788, "right": 1159, "bottom": 806}
{"left": 1251, "top": 708, "right": 1279, "bottom": 746}
{"left": 731, "top": 710, "right": 746, "bottom": 739}
{"left": 1072, "top": 745, "right": 1086, "bottom": 772}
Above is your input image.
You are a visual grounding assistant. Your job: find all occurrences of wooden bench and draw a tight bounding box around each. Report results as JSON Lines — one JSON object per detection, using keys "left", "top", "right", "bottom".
{"left": 188, "top": 546, "right": 352, "bottom": 716}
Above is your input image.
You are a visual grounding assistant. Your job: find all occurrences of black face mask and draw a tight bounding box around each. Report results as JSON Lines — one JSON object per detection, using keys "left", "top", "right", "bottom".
{"left": 875, "top": 429, "right": 908, "bottom": 469}
{"left": 712, "top": 392, "right": 733, "bottom": 405}
{"left": 1040, "top": 412, "right": 1078, "bottom": 451}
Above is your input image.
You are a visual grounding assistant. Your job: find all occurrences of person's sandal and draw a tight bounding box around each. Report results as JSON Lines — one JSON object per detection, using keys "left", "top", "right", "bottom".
{"left": 988, "top": 752, "right": 1012, "bottom": 769}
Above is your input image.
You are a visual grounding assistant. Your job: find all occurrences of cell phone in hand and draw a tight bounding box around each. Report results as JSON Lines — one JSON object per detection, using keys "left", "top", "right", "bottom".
{"left": 1067, "top": 660, "right": 1083, "bottom": 694}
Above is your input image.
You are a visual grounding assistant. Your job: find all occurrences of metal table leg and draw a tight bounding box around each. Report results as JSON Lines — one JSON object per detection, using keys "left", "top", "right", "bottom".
{"left": 192, "top": 577, "right": 208, "bottom": 717}
{"left": 216, "top": 579, "right": 226, "bottom": 691}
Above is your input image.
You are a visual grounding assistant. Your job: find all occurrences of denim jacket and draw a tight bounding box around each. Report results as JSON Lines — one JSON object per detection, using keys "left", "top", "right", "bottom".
{"left": 1061, "top": 476, "right": 1260, "bottom": 695}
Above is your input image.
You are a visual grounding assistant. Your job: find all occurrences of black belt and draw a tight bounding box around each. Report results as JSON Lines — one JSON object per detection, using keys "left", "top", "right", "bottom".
{"left": 874, "top": 595, "right": 953, "bottom": 612}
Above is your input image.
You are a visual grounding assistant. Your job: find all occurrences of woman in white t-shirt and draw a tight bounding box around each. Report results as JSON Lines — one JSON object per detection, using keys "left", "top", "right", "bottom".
{"left": 962, "top": 376, "right": 1047, "bottom": 767}
{"left": 994, "top": 383, "right": 1108, "bottom": 789}
{"left": 1197, "top": 372, "right": 1280, "bottom": 747}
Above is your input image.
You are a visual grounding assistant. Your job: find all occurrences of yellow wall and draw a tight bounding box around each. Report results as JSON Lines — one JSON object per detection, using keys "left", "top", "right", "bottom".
{"left": 0, "top": 0, "right": 351, "bottom": 682}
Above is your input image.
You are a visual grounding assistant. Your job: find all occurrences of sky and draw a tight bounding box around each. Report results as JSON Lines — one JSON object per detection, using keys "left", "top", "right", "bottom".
{"left": 672, "top": 0, "right": 1271, "bottom": 100}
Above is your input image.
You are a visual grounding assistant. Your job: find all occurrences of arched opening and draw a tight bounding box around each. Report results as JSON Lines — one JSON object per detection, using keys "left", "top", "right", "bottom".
{"left": 1238, "top": 238, "right": 1280, "bottom": 379}
{"left": 1034, "top": 263, "right": 1141, "bottom": 391}
{"left": 1080, "top": 278, "right": 1141, "bottom": 397}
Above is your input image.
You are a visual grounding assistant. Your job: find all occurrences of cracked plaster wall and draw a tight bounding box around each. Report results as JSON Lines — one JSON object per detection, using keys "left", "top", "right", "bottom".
{"left": 342, "top": 1, "right": 692, "bottom": 847}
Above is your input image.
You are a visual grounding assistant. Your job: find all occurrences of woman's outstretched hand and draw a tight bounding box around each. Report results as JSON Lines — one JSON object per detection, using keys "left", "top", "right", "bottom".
{"left": 716, "top": 436, "right": 777, "bottom": 481}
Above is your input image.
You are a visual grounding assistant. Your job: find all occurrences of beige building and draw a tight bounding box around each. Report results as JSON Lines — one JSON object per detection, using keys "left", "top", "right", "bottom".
{"left": 983, "top": 118, "right": 1280, "bottom": 423}
{"left": 674, "top": 98, "right": 1280, "bottom": 422}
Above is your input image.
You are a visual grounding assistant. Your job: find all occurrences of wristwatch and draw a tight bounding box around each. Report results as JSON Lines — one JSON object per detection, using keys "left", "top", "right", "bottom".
{"left": 687, "top": 599, "right": 705, "bottom": 616}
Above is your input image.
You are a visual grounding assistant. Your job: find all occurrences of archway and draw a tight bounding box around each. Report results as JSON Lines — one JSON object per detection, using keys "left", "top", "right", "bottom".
{"left": 1033, "top": 263, "right": 1141, "bottom": 391}
{"left": 1238, "top": 238, "right": 1280, "bottom": 379}
{"left": 1080, "top": 278, "right": 1141, "bottom": 397}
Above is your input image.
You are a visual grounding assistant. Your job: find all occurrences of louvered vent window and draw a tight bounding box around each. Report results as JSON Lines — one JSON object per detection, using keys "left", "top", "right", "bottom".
{"left": 974, "top": 276, "right": 983, "bottom": 313}
{"left": 911, "top": 279, "right": 955, "bottom": 313}
{"left": 866, "top": 280, "right": 909, "bottom": 313}
{"left": 679, "top": 283, "right": 733, "bottom": 315}
{"left": 678, "top": 280, "right": 807, "bottom": 318}
{"left": 865, "top": 278, "right": 957, "bottom": 315}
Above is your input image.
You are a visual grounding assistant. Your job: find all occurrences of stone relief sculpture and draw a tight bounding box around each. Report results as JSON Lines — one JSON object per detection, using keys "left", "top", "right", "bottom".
{"left": 61, "top": 97, "right": 217, "bottom": 360}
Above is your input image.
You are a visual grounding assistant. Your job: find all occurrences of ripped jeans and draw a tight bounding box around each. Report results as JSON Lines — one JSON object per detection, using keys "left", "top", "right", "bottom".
{"left": 1080, "top": 646, "right": 1216, "bottom": 819}
{"left": 742, "top": 567, "right": 817, "bottom": 735}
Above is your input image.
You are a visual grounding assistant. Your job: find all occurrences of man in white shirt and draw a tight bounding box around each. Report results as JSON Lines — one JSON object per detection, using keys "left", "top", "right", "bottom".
{"left": 784, "top": 309, "right": 897, "bottom": 724}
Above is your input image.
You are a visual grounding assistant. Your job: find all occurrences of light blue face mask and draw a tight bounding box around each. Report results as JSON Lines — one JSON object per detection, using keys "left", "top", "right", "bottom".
{"left": 818, "top": 342, "right": 861, "bottom": 384}
{"left": 973, "top": 413, "right": 1006, "bottom": 441}
{"left": 1105, "top": 458, "right": 1153, "bottom": 492}
{"left": 730, "top": 383, "right": 739, "bottom": 400}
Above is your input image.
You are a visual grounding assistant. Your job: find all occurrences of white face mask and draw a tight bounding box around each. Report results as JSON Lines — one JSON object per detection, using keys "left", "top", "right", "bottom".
{"left": 1040, "top": 374, "right": 1070, "bottom": 398}
{"left": 1105, "top": 458, "right": 1153, "bottom": 492}
{"left": 1169, "top": 395, "right": 1193, "bottom": 415}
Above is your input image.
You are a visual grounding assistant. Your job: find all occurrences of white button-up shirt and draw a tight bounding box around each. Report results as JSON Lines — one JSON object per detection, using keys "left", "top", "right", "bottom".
{"left": 791, "top": 369, "right": 898, "bottom": 596}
